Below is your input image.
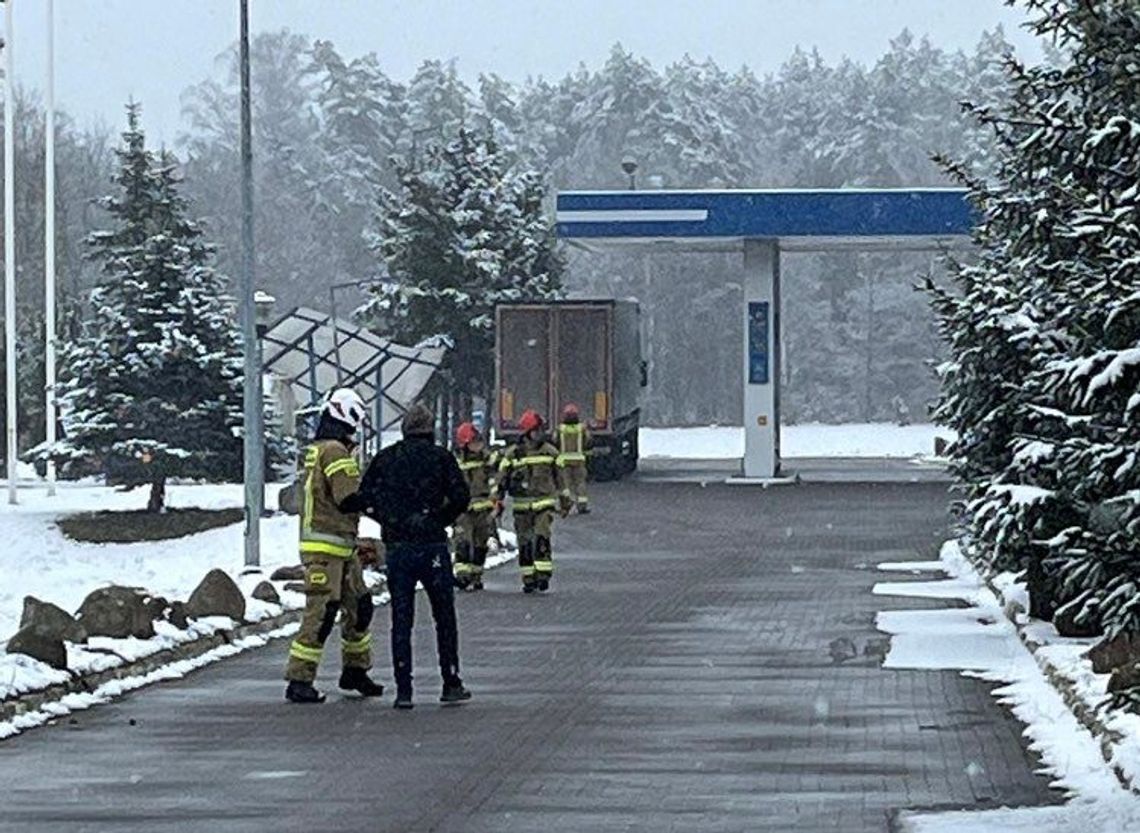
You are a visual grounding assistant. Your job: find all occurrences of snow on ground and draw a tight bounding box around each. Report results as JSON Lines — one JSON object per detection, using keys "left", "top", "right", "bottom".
{"left": 876, "top": 545, "right": 1140, "bottom": 831}
{"left": 639, "top": 422, "right": 953, "bottom": 460}
{"left": 0, "top": 479, "right": 520, "bottom": 736}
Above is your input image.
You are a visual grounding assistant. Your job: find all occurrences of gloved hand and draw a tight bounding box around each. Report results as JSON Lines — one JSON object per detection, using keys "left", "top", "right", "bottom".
{"left": 493, "top": 498, "right": 505, "bottom": 519}
{"left": 356, "top": 538, "right": 381, "bottom": 567}
{"left": 558, "top": 491, "right": 574, "bottom": 518}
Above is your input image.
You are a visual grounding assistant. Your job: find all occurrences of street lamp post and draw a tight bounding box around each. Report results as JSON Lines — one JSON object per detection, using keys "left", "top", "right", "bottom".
{"left": 45, "top": 0, "right": 57, "bottom": 497}
{"left": 238, "top": 0, "right": 263, "bottom": 568}
{"left": 3, "top": 0, "right": 17, "bottom": 505}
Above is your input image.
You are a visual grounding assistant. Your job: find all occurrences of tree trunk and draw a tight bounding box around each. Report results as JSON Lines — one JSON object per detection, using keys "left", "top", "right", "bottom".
{"left": 147, "top": 475, "right": 166, "bottom": 513}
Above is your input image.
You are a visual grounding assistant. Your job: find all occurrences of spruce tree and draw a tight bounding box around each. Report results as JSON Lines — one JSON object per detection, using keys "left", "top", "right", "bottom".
{"left": 929, "top": 0, "right": 1140, "bottom": 667}
{"left": 56, "top": 105, "right": 246, "bottom": 511}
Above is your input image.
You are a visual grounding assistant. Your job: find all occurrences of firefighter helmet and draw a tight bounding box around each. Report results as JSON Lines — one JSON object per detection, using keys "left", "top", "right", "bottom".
{"left": 321, "top": 388, "right": 367, "bottom": 433}
{"left": 518, "top": 409, "right": 544, "bottom": 434}
{"left": 455, "top": 421, "right": 480, "bottom": 447}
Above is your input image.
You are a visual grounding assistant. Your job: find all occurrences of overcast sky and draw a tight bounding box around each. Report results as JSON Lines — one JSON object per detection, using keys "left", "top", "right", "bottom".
{"left": 5, "top": 0, "right": 1047, "bottom": 145}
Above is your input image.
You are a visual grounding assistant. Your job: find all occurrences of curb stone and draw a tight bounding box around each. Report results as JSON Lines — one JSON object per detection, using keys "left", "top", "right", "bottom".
{"left": 1, "top": 548, "right": 518, "bottom": 732}
{"left": 963, "top": 549, "right": 1139, "bottom": 795}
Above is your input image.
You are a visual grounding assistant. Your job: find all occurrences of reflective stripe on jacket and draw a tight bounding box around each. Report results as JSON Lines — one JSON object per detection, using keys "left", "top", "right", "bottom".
{"left": 300, "top": 440, "right": 360, "bottom": 558}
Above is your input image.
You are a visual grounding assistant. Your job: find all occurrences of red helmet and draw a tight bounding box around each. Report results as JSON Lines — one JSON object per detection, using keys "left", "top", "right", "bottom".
{"left": 561, "top": 403, "right": 580, "bottom": 422}
{"left": 518, "top": 409, "right": 543, "bottom": 434}
{"left": 455, "top": 421, "right": 480, "bottom": 447}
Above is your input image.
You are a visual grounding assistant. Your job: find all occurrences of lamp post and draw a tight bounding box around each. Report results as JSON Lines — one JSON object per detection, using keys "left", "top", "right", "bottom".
{"left": 621, "top": 156, "right": 638, "bottom": 190}
{"left": 44, "top": 0, "right": 57, "bottom": 497}
{"left": 238, "top": 0, "right": 262, "bottom": 568}
{"left": 3, "top": 0, "right": 17, "bottom": 505}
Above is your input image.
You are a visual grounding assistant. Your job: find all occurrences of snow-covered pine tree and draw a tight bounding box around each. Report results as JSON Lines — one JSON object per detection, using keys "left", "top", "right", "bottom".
{"left": 929, "top": 0, "right": 1140, "bottom": 657}
{"left": 359, "top": 127, "right": 563, "bottom": 412}
{"left": 56, "top": 105, "right": 246, "bottom": 511}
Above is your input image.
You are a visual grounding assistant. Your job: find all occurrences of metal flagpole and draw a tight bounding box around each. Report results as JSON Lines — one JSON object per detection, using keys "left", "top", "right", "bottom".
{"left": 44, "top": 0, "right": 56, "bottom": 497}
{"left": 239, "top": 0, "right": 263, "bottom": 567}
{"left": 3, "top": 0, "right": 17, "bottom": 505}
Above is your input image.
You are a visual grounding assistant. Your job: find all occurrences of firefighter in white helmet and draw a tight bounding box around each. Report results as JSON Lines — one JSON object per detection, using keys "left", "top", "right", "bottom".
{"left": 284, "top": 388, "right": 385, "bottom": 703}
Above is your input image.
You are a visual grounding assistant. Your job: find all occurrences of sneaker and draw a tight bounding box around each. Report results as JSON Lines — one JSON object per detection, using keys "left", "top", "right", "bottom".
{"left": 338, "top": 667, "right": 385, "bottom": 697}
{"left": 393, "top": 690, "right": 414, "bottom": 710}
{"left": 440, "top": 681, "right": 472, "bottom": 704}
{"left": 285, "top": 680, "right": 326, "bottom": 704}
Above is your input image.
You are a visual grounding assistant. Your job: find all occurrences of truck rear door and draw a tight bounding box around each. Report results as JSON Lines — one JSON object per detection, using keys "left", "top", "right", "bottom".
{"left": 497, "top": 306, "right": 551, "bottom": 432}
{"left": 554, "top": 305, "right": 612, "bottom": 433}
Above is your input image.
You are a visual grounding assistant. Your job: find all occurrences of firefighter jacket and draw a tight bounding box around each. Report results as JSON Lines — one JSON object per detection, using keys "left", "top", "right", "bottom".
{"left": 497, "top": 436, "right": 566, "bottom": 512}
{"left": 557, "top": 422, "right": 591, "bottom": 467}
{"left": 456, "top": 448, "right": 497, "bottom": 513}
{"left": 300, "top": 439, "right": 361, "bottom": 558}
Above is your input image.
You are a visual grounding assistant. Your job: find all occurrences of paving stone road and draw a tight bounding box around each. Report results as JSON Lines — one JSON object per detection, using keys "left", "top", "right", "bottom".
{"left": 0, "top": 480, "right": 1061, "bottom": 832}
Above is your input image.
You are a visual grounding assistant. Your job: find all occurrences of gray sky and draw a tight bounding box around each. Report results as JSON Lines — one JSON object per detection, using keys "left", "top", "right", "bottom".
{"left": 6, "top": 0, "right": 1046, "bottom": 145}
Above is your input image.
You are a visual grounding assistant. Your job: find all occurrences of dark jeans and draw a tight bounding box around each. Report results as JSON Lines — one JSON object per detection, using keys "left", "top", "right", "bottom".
{"left": 385, "top": 542, "right": 462, "bottom": 693}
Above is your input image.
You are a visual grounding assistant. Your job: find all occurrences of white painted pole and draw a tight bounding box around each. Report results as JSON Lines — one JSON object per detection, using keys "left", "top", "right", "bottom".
{"left": 3, "top": 0, "right": 18, "bottom": 505}
{"left": 44, "top": 0, "right": 56, "bottom": 496}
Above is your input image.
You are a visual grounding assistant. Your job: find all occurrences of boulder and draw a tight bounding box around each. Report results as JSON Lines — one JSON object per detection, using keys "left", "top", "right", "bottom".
{"left": 278, "top": 481, "right": 299, "bottom": 515}
{"left": 1088, "top": 632, "right": 1140, "bottom": 675}
{"left": 76, "top": 586, "right": 161, "bottom": 639}
{"left": 166, "top": 601, "right": 190, "bottom": 630}
{"left": 7, "top": 625, "right": 68, "bottom": 669}
{"left": 1053, "top": 603, "right": 1103, "bottom": 639}
{"left": 20, "top": 596, "right": 87, "bottom": 644}
{"left": 251, "top": 581, "right": 281, "bottom": 605}
{"left": 1107, "top": 663, "right": 1140, "bottom": 695}
{"left": 185, "top": 569, "right": 246, "bottom": 622}
{"left": 270, "top": 564, "right": 306, "bottom": 581}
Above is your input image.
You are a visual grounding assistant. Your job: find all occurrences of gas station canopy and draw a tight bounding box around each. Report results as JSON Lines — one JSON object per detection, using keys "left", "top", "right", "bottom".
{"left": 555, "top": 188, "right": 973, "bottom": 479}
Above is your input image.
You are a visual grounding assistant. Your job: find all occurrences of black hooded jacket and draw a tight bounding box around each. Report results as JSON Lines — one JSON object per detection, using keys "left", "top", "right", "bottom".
{"left": 358, "top": 434, "right": 470, "bottom": 545}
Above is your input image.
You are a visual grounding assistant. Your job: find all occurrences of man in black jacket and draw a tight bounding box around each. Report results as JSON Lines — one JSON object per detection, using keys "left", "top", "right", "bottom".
{"left": 358, "top": 402, "right": 472, "bottom": 709}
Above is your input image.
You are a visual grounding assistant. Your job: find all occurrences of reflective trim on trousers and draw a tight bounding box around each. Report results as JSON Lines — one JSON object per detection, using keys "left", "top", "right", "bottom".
{"left": 557, "top": 453, "right": 587, "bottom": 466}
{"left": 341, "top": 633, "right": 372, "bottom": 655}
{"left": 534, "top": 559, "right": 554, "bottom": 574}
{"left": 513, "top": 498, "right": 557, "bottom": 512}
{"left": 299, "top": 540, "right": 355, "bottom": 558}
{"left": 520, "top": 565, "right": 536, "bottom": 577}
{"left": 289, "top": 641, "right": 323, "bottom": 663}
{"left": 468, "top": 499, "right": 495, "bottom": 512}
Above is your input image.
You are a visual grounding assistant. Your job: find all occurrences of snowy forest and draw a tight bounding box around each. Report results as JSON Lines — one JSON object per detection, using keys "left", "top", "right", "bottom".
{"left": 0, "top": 24, "right": 1022, "bottom": 454}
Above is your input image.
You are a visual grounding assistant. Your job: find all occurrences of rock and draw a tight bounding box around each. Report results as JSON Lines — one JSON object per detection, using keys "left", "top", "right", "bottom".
{"left": 76, "top": 586, "right": 161, "bottom": 639}
{"left": 1088, "top": 632, "right": 1140, "bottom": 674}
{"left": 283, "top": 581, "right": 307, "bottom": 594}
{"left": 166, "top": 601, "right": 190, "bottom": 630}
{"left": 1026, "top": 556, "right": 1058, "bottom": 622}
{"left": 1053, "top": 603, "right": 1103, "bottom": 639}
{"left": 278, "top": 481, "right": 299, "bottom": 515}
{"left": 828, "top": 637, "right": 858, "bottom": 664}
{"left": 251, "top": 581, "right": 281, "bottom": 605}
{"left": 1107, "top": 663, "right": 1140, "bottom": 695}
{"left": 862, "top": 637, "right": 891, "bottom": 660}
{"left": 270, "top": 564, "right": 306, "bottom": 581}
{"left": 185, "top": 569, "right": 246, "bottom": 622}
{"left": 20, "top": 596, "right": 87, "bottom": 644}
{"left": 7, "top": 625, "right": 68, "bottom": 669}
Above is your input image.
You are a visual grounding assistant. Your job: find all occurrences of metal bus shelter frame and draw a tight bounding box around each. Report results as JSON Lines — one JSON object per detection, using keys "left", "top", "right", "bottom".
{"left": 261, "top": 306, "right": 447, "bottom": 456}
{"left": 555, "top": 188, "right": 973, "bottom": 480}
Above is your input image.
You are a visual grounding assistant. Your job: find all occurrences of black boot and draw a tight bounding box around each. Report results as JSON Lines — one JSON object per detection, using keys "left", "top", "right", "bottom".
{"left": 338, "top": 667, "right": 385, "bottom": 697}
{"left": 393, "top": 687, "right": 414, "bottom": 710}
{"left": 285, "top": 680, "right": 326, "bottom": 704}
{"left": 440, "top": 680, "right": 472, "bottom": 704}
{"left": 536, "top": 577, "right": 550, "bottom": 592}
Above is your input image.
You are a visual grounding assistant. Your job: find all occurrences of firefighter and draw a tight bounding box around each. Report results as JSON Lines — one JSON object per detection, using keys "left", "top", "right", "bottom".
{"left": 452, "top": 421, "right": 498, "bottom": 591}
{"left": 496, "top": 410, "right": 573, "bottom": 593}
{"left": 284, "top": 388, "right": 385, "bottom": 704}
{"left": 557, "top": 403, "right": 592, "bottom": 514}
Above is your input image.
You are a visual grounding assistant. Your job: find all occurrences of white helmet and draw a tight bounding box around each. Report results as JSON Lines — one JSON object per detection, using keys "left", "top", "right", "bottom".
{"left": 321, "top": 388, "right": 367, "bottom": 433}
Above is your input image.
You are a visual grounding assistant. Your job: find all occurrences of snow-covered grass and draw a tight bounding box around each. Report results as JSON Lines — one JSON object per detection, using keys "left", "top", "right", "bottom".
{"left": 639, "top": 422, "right": 953, "bottom": 460}
{"left": 876, "top": 544, "right": 1140, "bottom": 831}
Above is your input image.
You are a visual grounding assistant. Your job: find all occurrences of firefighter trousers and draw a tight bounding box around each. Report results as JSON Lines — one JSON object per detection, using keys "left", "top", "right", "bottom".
{"left": 452, "top": 510, "right": 495, "bottom": 582}
{"left": 514, "top": 509, "right": 554, "bottom": 586}
{"left": 284, "top": 553, "right": 373, "bottom": 683}
{"left": 562, "top": 462, "right": 589, "bottom": 510}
